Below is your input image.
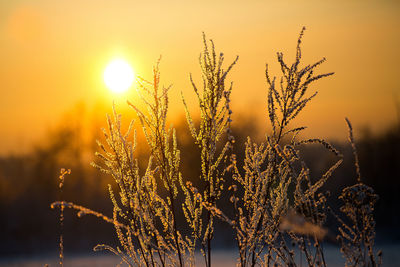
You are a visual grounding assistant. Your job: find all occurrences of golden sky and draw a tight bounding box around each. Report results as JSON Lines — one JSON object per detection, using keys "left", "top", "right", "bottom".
{"left": 1, "top": 0, "right": 400, "bottom": 155}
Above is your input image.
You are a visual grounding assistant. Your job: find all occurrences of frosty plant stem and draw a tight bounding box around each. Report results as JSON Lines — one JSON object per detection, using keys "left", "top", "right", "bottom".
{"left": 52, "top": 168, "right": 71, "bottom": 267}
{"left": 182, "top": 33, "right": 238, "bottom": 267}
{"left": 128, "top": 59, "right": 184, "bottom": 267}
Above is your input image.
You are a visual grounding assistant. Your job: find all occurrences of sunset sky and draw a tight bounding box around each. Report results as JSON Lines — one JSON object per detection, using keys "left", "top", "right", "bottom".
{"left": 1, "top": 0, "right": 399, "bottom": 155}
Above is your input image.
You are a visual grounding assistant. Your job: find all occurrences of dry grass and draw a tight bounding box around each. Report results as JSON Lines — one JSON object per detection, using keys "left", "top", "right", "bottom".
{"left": 51, "top": 28, "right": 382, "bottom": 267}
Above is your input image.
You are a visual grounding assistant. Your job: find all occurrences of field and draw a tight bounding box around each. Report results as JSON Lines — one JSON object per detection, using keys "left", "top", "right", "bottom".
{"left": 2, "top": 245, "right": 400, "bottom": 267}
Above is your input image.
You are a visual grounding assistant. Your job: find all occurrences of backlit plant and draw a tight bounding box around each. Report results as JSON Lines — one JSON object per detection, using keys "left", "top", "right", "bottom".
{"left": 52, "top": 28, "right": 382, "bottom": 267}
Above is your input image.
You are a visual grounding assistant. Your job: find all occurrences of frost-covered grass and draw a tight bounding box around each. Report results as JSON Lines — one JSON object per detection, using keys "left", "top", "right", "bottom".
{"left": 52, "top": 28, "right": 382, "bottom": 267}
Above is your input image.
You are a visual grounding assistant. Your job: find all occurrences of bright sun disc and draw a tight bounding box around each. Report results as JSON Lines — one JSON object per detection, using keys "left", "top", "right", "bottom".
{"left": 104, "top": 59, "right": 135, "bottom": 93}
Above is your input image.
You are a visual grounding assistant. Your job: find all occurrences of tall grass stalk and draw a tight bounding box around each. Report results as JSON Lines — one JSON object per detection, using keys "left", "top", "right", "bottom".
{"left": 182, "top": 33, "right": 238, "bottom": 267}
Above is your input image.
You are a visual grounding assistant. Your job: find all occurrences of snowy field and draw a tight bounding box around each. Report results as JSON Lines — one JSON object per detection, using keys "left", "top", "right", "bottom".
{"left": 1, "top": 245, "right": 400, "bottom": 267}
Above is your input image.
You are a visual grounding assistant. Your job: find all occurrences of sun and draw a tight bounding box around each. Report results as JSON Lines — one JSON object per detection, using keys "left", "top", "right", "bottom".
{"left": 104, "top": 59, "right": 135, "bottom": 93}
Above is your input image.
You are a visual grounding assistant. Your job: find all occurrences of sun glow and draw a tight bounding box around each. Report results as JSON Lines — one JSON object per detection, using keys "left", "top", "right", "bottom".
{"left": 104, "top": 59, "right": 135, "bottom": 93}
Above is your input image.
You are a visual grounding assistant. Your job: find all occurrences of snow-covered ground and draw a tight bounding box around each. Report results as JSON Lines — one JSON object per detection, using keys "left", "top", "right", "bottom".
{"left": 1, "top": 244, "right": 399, "bottom": 267}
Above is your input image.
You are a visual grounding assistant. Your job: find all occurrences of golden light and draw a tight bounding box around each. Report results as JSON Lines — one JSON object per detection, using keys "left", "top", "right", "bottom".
{"left": 103, "top": 59, "right": 135, "bottom": 93}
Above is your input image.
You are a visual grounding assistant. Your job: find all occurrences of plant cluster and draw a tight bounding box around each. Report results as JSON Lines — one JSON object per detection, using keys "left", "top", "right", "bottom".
{"left": 52, "top": 28, "right": 382, "bottom": 267}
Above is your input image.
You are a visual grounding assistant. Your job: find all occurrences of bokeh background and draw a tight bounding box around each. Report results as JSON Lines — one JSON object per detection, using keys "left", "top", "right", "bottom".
{"left": 0, "top": 0, "right": 399, "bottom": 264}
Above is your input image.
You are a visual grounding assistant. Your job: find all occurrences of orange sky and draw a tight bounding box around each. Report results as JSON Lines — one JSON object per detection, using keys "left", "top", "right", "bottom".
{"left": 1, "top": 0, "right": 400, "bottom": 155}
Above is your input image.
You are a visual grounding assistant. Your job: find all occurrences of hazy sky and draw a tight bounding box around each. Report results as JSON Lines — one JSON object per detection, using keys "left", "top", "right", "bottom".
{"left": 1, "top": 0, "right": 400, "bottom": 154}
